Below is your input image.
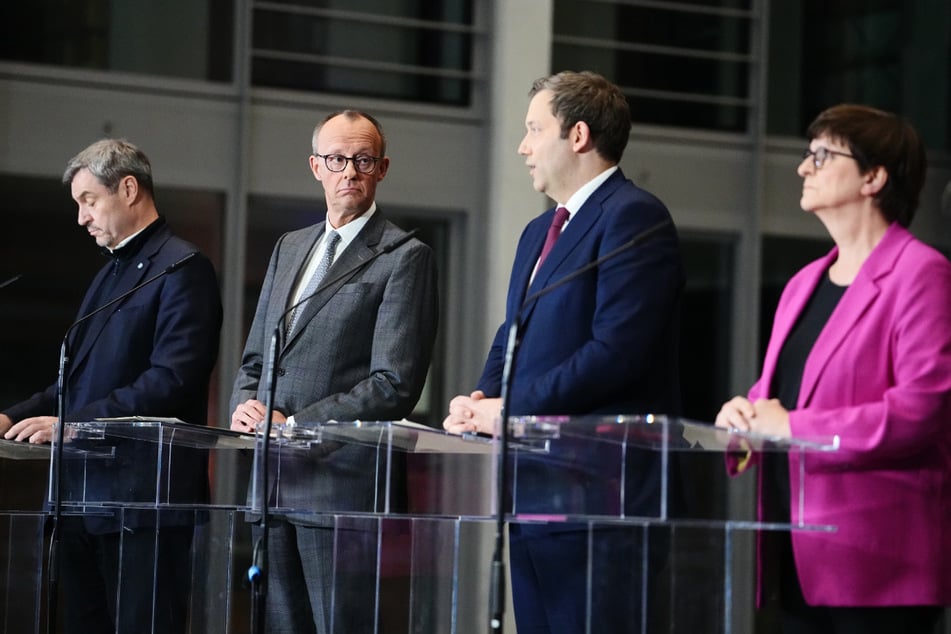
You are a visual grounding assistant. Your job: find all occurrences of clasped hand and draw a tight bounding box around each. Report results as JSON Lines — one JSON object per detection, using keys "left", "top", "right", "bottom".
{"left": 442, "top": 390, "right": 501, "bottom": 435}
{"left": 714, "top": 396, "right": 791, "bottom": 438}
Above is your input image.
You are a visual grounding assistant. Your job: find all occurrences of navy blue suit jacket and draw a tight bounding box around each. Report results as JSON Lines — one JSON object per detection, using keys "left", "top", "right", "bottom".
{"left": 4, "top": 221, "right": 223, "bottom": 532}
{"left": 477, "top": 169, "right": 683, "bottom": 522}
{"left": 478, "top": 169, "right": 682, "bottom": 417}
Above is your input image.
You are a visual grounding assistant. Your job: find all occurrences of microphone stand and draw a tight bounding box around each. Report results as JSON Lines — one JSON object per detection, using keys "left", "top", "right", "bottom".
{"left": 47, "top": 251, "right": 197, "bottom": 634}
{"left": 487, "top": 218, "right": 672, "bottom": 633}
{"left": 247, "top": 229, "right": 419, "bottom": 634}
{"left": 247, "top": 324, "right": 280, "bottom": 634}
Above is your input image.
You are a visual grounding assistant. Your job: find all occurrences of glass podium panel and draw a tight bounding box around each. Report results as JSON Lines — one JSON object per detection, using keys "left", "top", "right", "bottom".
{"left": 0, "top": 415, "right": 840, "bottom": 632}
{"left": 238, "top": 415, "right": 839, "bottom": 632}
{"left": 0, "top": 440, "right": 50, "bottom": 633}
{"left": 0, "top": 438, "right": 49, "bottom": 513}
{"left": 0, "top": 512, "right": 45, "bottom": 634}
{"left": 256, "top": 416, "right": 837, "bottom": 527}
{"left": 309, "top": 515, "right": 798, "bottom": 633}
{"left": 50, "top": 419, "right": 255, "bottom": 510}
{"left": 325, "top": 515, "right": 494, "bottom": 634}
{"left": 505, "top": 414, "right": 837, "bottom": 525}
{"left": 252, "top": 420, "right": 496, "bottom": 518}
{"left": 0, "top": 421, "right": 253, "bottom": 633}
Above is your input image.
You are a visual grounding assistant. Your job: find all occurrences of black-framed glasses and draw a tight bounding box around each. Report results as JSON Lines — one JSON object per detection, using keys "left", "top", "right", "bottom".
{"left": 314, "top": 153, "right": 382, "bottom": 174}
{"left": 802, "top": 146, "right": 855, "bottom": 169}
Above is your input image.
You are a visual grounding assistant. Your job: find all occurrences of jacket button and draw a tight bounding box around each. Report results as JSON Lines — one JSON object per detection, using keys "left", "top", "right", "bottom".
{"left": 277, "top": 368, "right": 286, "bottom": 377}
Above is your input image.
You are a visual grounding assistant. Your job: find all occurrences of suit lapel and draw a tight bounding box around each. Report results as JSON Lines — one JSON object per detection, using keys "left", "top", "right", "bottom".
{"left": 796, "top": 225, "right": 906, "bottom": 407}
{"left": 282, "top": 213, "right": 386, "bottom": 350}
{"left": 509, "top": 223, "right": 543, "bottom": 318}
{"left": 269, "top": 224, "right": 322, "bottom": 330}
{"left": 519, "top": 172, "right": 622, "bottom": 326}
{"left": 68, "top": 227, "right": 169, "bottom": 377}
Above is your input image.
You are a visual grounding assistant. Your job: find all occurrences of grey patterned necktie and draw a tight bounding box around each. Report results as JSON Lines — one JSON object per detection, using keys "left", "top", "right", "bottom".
{"left": 286, "top": 230, "right": 340, "bottom": 336}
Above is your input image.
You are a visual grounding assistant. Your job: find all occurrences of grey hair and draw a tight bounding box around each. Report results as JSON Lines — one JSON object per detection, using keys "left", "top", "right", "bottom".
{"left": 62, "top": 138, "right": 154, "bottom": 197}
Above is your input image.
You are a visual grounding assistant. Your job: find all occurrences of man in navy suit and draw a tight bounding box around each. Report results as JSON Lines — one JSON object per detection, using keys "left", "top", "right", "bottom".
{"left": 445, "top": 71, "right": 683, "bottom": 633}
{"left": 1, "top": 139, "right": 222, "bottom": 633}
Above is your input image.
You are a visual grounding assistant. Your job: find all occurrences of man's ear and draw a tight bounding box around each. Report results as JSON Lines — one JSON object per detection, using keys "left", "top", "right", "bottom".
{"left": 571, "top": 121, "right": 593, "bottom": 153}
{"left": 309, "top": 154, "right": 323, "bottom": 182}
{"left": 375, "top": 156, "right": 390, "bottom": 181}
{"left": 120, "top": 174, "right": 139, "bottom": 202}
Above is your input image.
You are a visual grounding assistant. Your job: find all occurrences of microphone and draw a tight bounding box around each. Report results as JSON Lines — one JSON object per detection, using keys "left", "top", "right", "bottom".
{"left": 488, "top": 217, "right": 673, "bottom": 633}
{"left": 0, "top": 274, "right": 22, "bottom": 290}
{"left": 47, "top": 250, "right": 197, "bottom": 634}
{"left": 248, "top": 228, "right": 419, "bottom": 634}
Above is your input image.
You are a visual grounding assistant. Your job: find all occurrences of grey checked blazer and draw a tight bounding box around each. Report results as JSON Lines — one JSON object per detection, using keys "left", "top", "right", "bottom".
{"left": 231, "top": 209, "right": 438, "bottom": 522}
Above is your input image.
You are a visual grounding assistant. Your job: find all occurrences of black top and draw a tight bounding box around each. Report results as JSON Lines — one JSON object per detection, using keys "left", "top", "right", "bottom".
{"left": 763, "top": 271, "right": 847, "bottom": 608}
{"left": 766, "top": 271, "right": 847, "bottom": 521}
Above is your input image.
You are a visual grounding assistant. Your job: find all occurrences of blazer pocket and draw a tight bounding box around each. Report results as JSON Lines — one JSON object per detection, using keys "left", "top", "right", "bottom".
{"left": 336, "top": 282, "right": 372, "bottom": 296}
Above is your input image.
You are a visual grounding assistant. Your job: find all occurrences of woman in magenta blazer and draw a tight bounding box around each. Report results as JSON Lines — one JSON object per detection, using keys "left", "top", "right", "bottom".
{"left": 717, "top": 104, "right": 951, "bottom": 633}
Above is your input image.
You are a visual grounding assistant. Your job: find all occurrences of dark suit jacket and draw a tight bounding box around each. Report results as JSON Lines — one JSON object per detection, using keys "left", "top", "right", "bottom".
{"left": 4, "top": 221, "right": 223, "bottom": 532}
{"left": 231, "top": 210, "right": 439, "bottom": 524}
{"left": 478, "top": 169, "right": 684, "bottom": 519}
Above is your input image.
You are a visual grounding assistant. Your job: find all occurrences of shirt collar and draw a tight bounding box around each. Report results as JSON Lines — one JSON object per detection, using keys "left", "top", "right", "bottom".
{"left": 327, "top": 202, "right": 376, "bottom": 249}
{"left": 560, "top": 166, "right": 618, "bottom": 221}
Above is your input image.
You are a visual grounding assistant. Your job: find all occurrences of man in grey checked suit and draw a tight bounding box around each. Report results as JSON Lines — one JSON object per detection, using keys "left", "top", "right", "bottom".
{"left": 230, "top": 110, "right": 439, "bottom": 633}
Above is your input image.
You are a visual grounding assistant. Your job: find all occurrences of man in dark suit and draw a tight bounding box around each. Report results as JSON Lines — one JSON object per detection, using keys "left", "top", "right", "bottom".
{"left": 444, "top": 71, "right": 683, "bottom": 633}
{"left": 230, "top": 110, "right": 438, "bottom": 633}
{"left": 1, "top": 138, "right": 223, "bottom": 633}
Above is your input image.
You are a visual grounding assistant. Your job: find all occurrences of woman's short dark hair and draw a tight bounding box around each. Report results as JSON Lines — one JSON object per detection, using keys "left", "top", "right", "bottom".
{"left": 807, "top": 104, "right": 926, "bottom": 227}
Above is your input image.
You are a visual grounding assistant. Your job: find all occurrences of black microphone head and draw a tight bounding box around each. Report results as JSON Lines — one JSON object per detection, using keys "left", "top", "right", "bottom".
{"left": 166, "top": 251, "right": 198, "bottom": 273}
{"left": 0, "top": 274, "right": 22, "bottom": 290}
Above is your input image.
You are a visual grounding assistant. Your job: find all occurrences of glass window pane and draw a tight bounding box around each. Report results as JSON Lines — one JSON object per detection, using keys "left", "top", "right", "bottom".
{"left": 678, "top": 233, "right": 736, "bottom": 523}
{"left": 679, "top": 234, "right": 735, "bottom": 422}
{"left": 252, "top": 59, "right": 471, "bottom": 105}
{"left": 0, "top": 0, "right": 233, "bottom": 82}
{"left": 250, "top": 2, "right": 475, "bottom": 106}
{"left": 553, "top": 0, "right": 754, "bottom": 131}
{"left": 759, "top": 236, "right": 832, "bottom": 360}
{"left": 554, "top": 2, "right": 751, "bottom": 53}
{"left": 767, "top": 0, "right": 951, "bottom": 149}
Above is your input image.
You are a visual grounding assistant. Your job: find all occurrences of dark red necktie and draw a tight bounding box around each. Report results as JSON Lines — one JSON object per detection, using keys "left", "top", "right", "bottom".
{"left": 537, "top": 206, "right": 569, "bottom": 268}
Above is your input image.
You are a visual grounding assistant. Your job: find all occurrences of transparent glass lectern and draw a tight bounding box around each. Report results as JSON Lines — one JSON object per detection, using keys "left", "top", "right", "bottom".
{"left": 252, "top": 415, "right": 837, "bottom": 633}
{"left": 43, "top": 419, "right": 257, "bottom": 634}
{"left": 0, "top": 439, "right": 50, "bottom": 633}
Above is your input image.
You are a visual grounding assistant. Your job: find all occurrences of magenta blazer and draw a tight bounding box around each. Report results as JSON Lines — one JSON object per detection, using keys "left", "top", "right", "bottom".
{"left": 748, "top": 223, "right": 951, "bottom": 606}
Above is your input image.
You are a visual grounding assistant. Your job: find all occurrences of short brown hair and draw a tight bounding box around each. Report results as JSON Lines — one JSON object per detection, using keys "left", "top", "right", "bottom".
{"left": 807, "top": 104, "right": 926, "bottom": 227}
{"left": 529, "top": 71, "right": 631, "bottom": 163}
